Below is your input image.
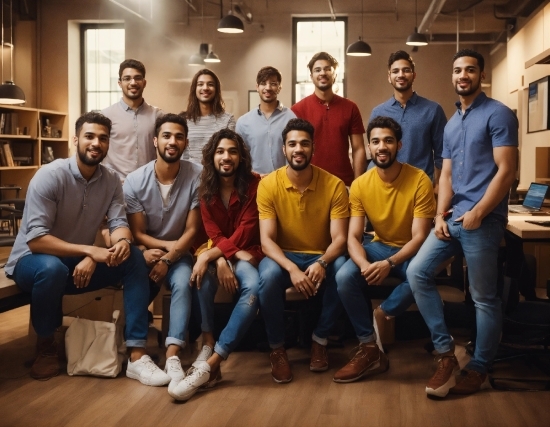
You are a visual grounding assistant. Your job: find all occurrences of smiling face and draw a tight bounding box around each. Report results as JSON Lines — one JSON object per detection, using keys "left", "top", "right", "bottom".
{"left": 368, "top": 127, "right": 401, "bottom": 170}
{"left": 195, "top": 74, "right": 217, "bottom": 104}
{"left": 213, "top": 138, "right": 241, "bottom": 177}
{"left": 283, "top": 130, "right": 313, "bottom": 171}
{"left": 118, "top": 67, "right": 146, "bottom": 101}
{"left": 154, "top": 122, "right": 188, "bottom": 163}
{"left": 452, "top": 55, "right": 484, "bottom": 97}
{"left": 388, "top": 59, "right": 416, "bottom": 93}
{"left": 74, "top": 122, "right": 110, "bottom": 166}
{"left": 310, "top": 59, "right": 336, "bottom": 92}
{"left": 257, "top": 75, "right": 281, "bottom": 104}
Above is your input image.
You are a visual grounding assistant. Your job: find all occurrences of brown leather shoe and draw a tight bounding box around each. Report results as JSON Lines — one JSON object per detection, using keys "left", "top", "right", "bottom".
{"left": 450, "top": 369, "right": 490, "bottom": 395}
{"left": 333, "top": 343, "right": 389, "bottom": 383}
{"left": 270, "top": 347, "right": 292, "bottom": 383}
{"left": 310, "top": 341, "right": 329, "bottom": 372}
{"left": 426, "top": 352, "right": 459, "bottom": 398}
{"left": 31, "top": 337, "right": 60, "bottom": 381}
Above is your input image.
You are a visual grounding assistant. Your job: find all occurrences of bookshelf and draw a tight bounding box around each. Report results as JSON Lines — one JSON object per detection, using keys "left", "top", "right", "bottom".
{"left": 0, "top": 105, "right": 68, "bottom": 198}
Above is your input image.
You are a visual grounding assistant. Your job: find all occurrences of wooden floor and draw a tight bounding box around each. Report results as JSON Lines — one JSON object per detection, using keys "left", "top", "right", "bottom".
{"left": 1, "top": 306, "right": 549, "bottom": 427}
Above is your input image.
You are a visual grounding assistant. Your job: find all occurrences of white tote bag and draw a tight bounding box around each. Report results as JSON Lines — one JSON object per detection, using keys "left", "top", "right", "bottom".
{"left": 64, "top": 310, "right": 125, "bottom": 378}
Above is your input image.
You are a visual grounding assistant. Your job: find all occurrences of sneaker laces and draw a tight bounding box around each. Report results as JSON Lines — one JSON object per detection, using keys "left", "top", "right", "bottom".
{"left": 271, "top": 349, "right": 288, "bottom": 366}
{"left": 431, "top": 355, "right": 456, "bottom": 382}
{"left": 141, "top": 356, "right": 159, "bottom": 373}
{"left": 347, "top": 344, "right": 376, "bottom": 366}
{"left": 311, "top": 343, "right": 327, "bottom": 362}
{"left": 165, "top": 357, "right": 181, "bottom": 373}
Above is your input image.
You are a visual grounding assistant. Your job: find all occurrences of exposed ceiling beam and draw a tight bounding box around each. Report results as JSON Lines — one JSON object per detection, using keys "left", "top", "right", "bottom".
{"left": 418, "top": 0, "right": 448, "bottom": 34}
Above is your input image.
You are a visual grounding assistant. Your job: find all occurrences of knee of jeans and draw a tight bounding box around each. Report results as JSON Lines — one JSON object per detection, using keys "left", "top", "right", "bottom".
{"left": 36, "top": 257, "right": 69, "bottom": 287}
{"left": 123, "top": 246, "right": 148, "bottom": 272}
{"left": 258, "top": 258, "right": 284, "bottom": 291}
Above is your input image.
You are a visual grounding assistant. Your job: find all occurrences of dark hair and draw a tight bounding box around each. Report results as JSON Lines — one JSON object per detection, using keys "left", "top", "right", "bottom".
{"left": 282, "top": 118, "right": 315, "bottom": 143}
{"left": 388, "top": 50, "right": 415, "bottom": 72}
{"left": 154, "top": 113, "right": 188, "bottom": 138}
{"left": 452, "top": 49, "right": 485, "bottom": 72}
{"left": 307, "top": 52, "right": 338, "bottom": 73}
{"left": 256, "top": 66, "right": 282, "bottom": 84}
{"left": 200, "top": 128, "right": 253, "bottom": 204}
{"left": 118, "top": 59, "right": 146, "bottom": 79}
{"left": 367, "top": 116, "right": 402, "bottom": 143}
{"left": 75, "top": 112, "right": 112, "bottom": 136}
{"left": 185, "top": 69, "right": 226, "bottom": 124}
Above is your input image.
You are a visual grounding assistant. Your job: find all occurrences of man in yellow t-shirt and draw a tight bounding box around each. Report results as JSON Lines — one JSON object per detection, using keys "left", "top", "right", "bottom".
{"left": 257, "top": 118, "right": 349, "bottom": 384}
{"left": 333, "top": 116, "right": 435, "bottom": 384}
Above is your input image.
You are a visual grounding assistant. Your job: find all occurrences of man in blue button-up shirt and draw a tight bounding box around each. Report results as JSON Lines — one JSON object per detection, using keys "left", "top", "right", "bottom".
{"left": 408, "top": 49, "right": 518, "bottom": 398}
{"left": 369, "top": 51, "right": 447, "bottom": 186}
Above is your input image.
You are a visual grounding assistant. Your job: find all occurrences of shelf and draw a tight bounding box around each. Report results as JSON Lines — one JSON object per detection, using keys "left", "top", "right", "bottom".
{"left": 0, "top": 134, "right": 33, "bottom": 139}
{"left": 41, "top": 137, "right": 68, "bottom": 142}
{"left": 0, "top": 166, "right": 39, "bottom": 171}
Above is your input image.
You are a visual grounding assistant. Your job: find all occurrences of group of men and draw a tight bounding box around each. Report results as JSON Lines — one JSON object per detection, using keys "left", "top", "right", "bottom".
{"left": 6, "top": 47, "right": 517, "bottom": 402}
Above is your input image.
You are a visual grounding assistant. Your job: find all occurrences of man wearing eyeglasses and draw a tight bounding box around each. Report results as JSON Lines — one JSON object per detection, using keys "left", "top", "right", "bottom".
{"left": 102, "top": 59, "right": 163, "bottom": 181}
{"left": 236, "top": 66, "right": 296, "bottom": 177}
{"left": 369, "top": 51, "right": 446, "bottom": 188}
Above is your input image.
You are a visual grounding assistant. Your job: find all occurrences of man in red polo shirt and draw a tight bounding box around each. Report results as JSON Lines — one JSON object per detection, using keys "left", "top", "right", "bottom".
{"left": 292, "top": 52, "right": 366, "bottom": 186}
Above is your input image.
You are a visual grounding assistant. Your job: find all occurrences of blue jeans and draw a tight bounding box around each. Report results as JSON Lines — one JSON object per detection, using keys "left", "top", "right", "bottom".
{"left": 201, "top": 260, "right": 260, "bottom": 359}
{"left": 336, "top": 241, "right": 414, "bottom": 343}
{"left": 13, "top": 246, "right": 150, "bottom": 348}
{"left": 407, "top": 217, "right": 505, "bottom": 373}
{"left": 258, "top": 252, "right": 346, "bottom": 348}
{"left": 161, "top": 254, "right": 217, "bottom": 348}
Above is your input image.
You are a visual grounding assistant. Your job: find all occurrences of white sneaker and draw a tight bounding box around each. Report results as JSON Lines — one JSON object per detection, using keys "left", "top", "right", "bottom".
{"left": 126, "top": 355, "right": 171, "bottom": 386}
{"left": 164, "top": 355, "right": 185, "bottom": 386}
{"left": 169, "top": 361, "right": 211, "bottom": 401}
{"left": 187, "top": 345, "right": 213, "bottom": 375}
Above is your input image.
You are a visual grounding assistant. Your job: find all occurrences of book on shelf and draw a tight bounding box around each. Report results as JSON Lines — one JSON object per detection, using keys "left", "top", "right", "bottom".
{"left": 2, "top": 142, "right": 14, "bottom": 167}
{"left": 0, "top": 112, "right": 19, "bottom": 135}
{"left": 0, "top": 145, "right": 6, "bottom": 166}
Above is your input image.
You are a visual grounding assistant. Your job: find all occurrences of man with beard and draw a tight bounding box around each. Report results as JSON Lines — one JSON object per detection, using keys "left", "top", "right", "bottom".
{"left": 369, "top": 51, "right": 446, "bottom": 186}
{"left": 407, "top": 49, "right": 518, "bottom": 397}
{"left": 169, "top": 128, "right": 262, "bottom": 401}
{"left": 102, "top": 59, "right": 163, "bottom": 181}
{"left": 291, "top": 52, "right": 366, "bottom": 186}
{"left": 236, "top": 66, "right": 296, "bottom": 176}
{"left": 5, "top": 112, "right": 169, "bottom": 385}
{"left": 257, "top": 118, "right": 349, "bottom": 383}
{"left": 182, "top": 69, "right": 235, "bottom": 164}
{"left": 123, "top": 113, "right": 215, "bottom": 391}
{"left": 333, "top": 116, "right": 435, "bottom": 383}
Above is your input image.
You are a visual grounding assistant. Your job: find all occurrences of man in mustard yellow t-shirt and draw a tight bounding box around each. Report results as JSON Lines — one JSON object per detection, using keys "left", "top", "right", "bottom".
{"left": 333, "top": 116, "right": 435, "bottom": 383}
{"left": 257, "top": 118, "right": 349, "bottom": 384}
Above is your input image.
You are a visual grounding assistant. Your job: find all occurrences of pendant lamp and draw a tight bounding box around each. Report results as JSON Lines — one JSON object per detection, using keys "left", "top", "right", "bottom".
{"left": 218, "top": 0, "right": 244, "bottom": 33}
{"left": 406, "top": 0, "right": 429, "bottom": 46}
{"left": 0, "top": 0, "right": 25, "bottom": 105}
{"left": 346, "top": 0, "right": 371, "bottom": 57}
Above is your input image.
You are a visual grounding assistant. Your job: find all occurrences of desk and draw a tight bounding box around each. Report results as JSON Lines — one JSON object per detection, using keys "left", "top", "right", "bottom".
{"left": 506, "top": 214, "right": 550, "bottom": 291}
{"left": 507, "top": 215, "right": 550, "bottom": 240}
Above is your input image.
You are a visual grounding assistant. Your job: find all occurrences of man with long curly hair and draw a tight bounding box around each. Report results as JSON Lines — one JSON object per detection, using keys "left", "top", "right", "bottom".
{"left": 169, "top": 128, "right": 263, "bottom": 401}
{"left": 182, "top": 69, "right": 236, "bottom": 163}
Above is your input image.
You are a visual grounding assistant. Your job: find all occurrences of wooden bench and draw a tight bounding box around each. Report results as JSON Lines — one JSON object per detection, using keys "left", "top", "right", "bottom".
{"left": 0, "top": 270, "right": 30, "bottom": 313}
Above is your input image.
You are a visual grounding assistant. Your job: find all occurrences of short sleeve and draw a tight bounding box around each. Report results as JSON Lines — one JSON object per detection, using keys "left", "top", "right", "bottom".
{"left": 349, "top": 103, "right": 365, "bottom": 135}
{"left": 122, "top": 175, "right": 145, "bottom": 215}
{"left": 330, "top": 180, "right": 350, "bottom": 220}
{"left": 489, "top": 106, "right": 519, "bottom": 148}
{"left": 257, "top": 176, "right": 277, "bottom": 220}
{"left": 348, "top": 179, "right": 366, "bottom": 217}
{"left": 413, "top": 173, "right": 437, "bottom": 218}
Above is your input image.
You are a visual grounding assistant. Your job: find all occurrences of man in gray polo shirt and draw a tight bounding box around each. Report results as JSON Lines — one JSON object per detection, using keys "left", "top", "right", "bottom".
{"left": 236, "top": 66, "right": 296, "bottom": 176}
{"left": 123, "top": 113, "right": 217, "bottom": 392}
{"left": 102, "top": 58, "right": 163, "bottom": 181}
{"left": 6, "top": 112, "right": 170, "bottom": 386}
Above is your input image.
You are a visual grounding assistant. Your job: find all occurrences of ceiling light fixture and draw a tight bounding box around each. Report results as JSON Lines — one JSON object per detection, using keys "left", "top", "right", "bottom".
{"left": 0, "top": 0, "right": 25, "bottom": 105}
{"left": 188, "top": 43, "right": 209, "bottom": 66}
{"left": 406, "top": 0, "right": 429, "bottom": 46}
{"left": 346, "top": 0, "right": 371, "bottom": 57}
{"left": 218, "top": 0, "right": 244, "bottom": 33}
{"left": 204, "top": 50, "right": 221, "bottom": 63}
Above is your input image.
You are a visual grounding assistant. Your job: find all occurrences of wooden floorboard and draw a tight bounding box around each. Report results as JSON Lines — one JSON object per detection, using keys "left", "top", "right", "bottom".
{"left": 1, "top": 306, "right": 549, "bottom": 427}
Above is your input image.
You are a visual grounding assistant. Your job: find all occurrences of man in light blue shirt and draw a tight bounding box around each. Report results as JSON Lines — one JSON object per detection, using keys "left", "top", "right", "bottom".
{"left": 369, "top": 51, "right": 446, "bottom": 185}
{"left": 408, "top": 49, "right": 518, "bottom": 398}
{"left": 123, "top": 113, "right": 217, "bottom": 393}
{"left": 7, "top": 112, "right": 170, "bottom": 386}
{"left": 236, "top": 66, "right": 296, "bottom": 176}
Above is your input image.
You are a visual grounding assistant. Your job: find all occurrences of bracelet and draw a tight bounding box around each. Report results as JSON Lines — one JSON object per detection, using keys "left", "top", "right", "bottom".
{"left": 386, "top": 258, "right": 396, "bottom": 269}
{"left": 117, "top": 237, "right": 132, "bottom": 246}
{"left": 316, "top": 259, "right": 328, "bottom": 269}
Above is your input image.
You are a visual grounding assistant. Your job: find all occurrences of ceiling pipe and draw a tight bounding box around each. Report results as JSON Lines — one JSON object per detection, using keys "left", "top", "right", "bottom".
{"left": 418, "top": 0, "right": 448, "bottom": 34}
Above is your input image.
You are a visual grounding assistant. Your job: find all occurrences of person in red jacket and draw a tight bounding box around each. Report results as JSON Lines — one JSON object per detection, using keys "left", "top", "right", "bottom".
{"left": 169, "top": 128, "right": 263, "bottom": 401}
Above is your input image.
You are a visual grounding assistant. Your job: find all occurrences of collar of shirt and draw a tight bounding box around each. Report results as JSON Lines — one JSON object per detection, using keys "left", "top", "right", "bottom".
{"left": 256, "top": 100, "right": 284, "bottom": 116}
{"left": 119, "top": 97, "right": 145, "bottom": 113}
{"left": 313, "top": 92, "right": 339, "bottom": 107}
{"left": 282, "top": 165, "right": 319, "bottom": 192}
{"left": 390, "top": 91, "right": 418, "bottom": 107}
{"left": 454, "top": 91, "right": 487, "bottom": 115}
{"left": 68, "top": 155, "right": 102, "bottom": 184}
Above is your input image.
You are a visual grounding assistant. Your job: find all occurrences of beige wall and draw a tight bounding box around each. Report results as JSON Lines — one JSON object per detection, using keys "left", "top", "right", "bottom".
{"left": 28, "top": 0, "right": 496, "bottom": 139}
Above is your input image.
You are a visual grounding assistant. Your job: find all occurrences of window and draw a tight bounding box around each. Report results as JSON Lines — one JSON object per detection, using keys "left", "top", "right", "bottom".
{"left": 292, "top": 18, "right": 347, "bottom": 104}
{"left": 81, "top": 24, "right": 125, "bottom": 112}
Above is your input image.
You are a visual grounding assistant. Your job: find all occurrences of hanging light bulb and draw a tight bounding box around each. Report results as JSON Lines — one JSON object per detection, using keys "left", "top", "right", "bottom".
{"left": 406, "top": 0, "right": 429, "bottom": 46}
{"left": 346, "top": 0, "right": 372, "bottom": 57}
{"left": 218, "top": 0, "right": 244, "bottom": 33}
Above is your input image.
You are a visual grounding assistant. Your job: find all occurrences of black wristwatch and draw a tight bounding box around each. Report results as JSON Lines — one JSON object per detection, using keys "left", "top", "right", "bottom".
{"left": 316, "top": 259, "right": 328, "bottom": 269}
{"left": 386, "top": 258, "right": 396, "bottom": 269}
{"left": 159, "top": 258, "right": 173, "bottom": 267}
